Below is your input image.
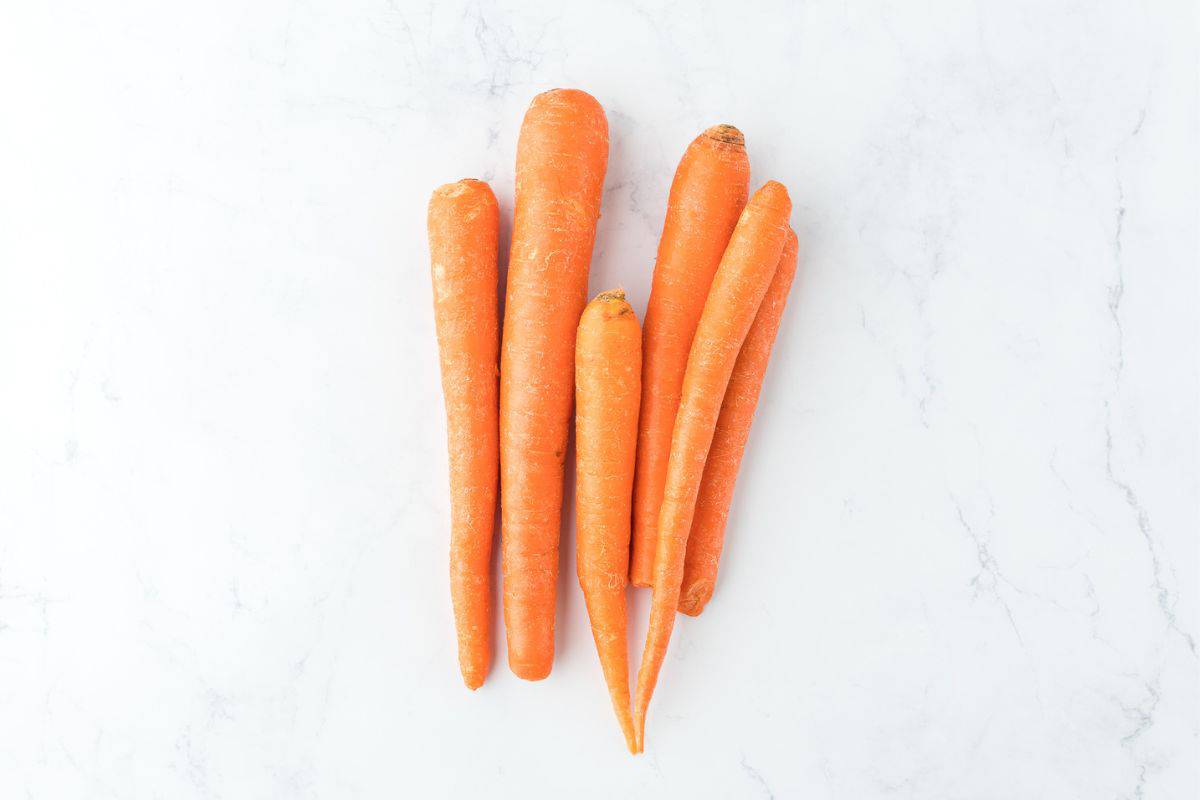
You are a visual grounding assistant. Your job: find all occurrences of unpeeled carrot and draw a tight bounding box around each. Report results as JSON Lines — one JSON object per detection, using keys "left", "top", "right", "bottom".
{"left": 679, "top": 228, "right": 799, "bottom": 616}
{"left": 500, "top": 89, "right": 609, "bottom": 680}
{"left": 574, "top": 290, "right": 641, "bottom": 753}
{"left": 427, "top": 179, "right": 500, "bottom": 689}
{"left": 633, "top": 181, "right": 792, "bottom": 748}
{"left": 630, "top": 125, "right": 750, "bottom": 587}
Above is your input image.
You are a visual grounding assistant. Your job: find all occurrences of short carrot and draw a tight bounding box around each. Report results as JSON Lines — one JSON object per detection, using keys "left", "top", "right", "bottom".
{"left": 427, "top": 179, "right": 500, "bottom": 689}
{"left": 500, "top": 89, "right": 609, "bottom": 680}
{"left": 633, "top": 181, "right": 792, "bottom": 748}
{"left": 679, "top": 227, "right": 799, "bottom": 616}
{"left": 575, "top": 290, "right": 641, "bottom": 753}
{"left": 630, "top": 125, "right": 750, "bottom": 587}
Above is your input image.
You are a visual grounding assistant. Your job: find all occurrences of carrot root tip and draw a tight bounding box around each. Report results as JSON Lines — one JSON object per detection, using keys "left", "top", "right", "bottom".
{"left": 705, "top": 124, "right": 745, "bottom": 146}
{"left": 678, "top": 581, "right": 714, "bottom": 616}
{"left": 508, "top": 661, "right": 552, "bottom": 682}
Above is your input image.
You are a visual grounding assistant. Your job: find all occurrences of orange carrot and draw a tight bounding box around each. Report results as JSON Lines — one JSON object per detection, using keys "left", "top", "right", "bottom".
{"left": 633, "top": 181, "right": 792, "bottom": 748}
{"left": 500, "top": 89, "right": 609, "bottom": 680}
{"left": 679, "top": 228, "right": 799, "bottom": 616}
{"left": 575, "top": 290, "right": 641, "bottom": 753}
{"left": 427, "top": 179, "right": 500, "bottom": 689}
{"left": 630, "top": 125, "right": 750, "bottom": 587}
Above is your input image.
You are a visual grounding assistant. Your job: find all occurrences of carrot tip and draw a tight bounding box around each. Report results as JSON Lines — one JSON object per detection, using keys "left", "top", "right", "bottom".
{"left": 705, "top": 124, "right": 744, "bottom": 147}
{"left": 678, "top": 580, "right": 714, "bottom": 616}
{"left": 509, "top": 661, "right": 552, "bottom": 682}
{"left": 585, "top": 288, "right": 635, "bottom": 321}
{"left": 533, "top": 87, "right": 603, "bottom": 111}
{"left": 593, "top": 288, "right": 626, "bottom": 302}
{"left": 429, "top": 179, "right": 498, "bottom": 219}
{"left": 432, "top": 178, "right": 489, "bottom": 196}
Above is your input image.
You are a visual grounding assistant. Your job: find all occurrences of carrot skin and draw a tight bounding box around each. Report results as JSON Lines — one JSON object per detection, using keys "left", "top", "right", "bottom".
{"left": 632, "top": 181, "right": 792, "bottom": 748}
{"left": 575, "top": 290, "right": 641, "bottom": 754}
{"left": 500, "top": 89, "right": 609, "bottom": 680}
{"left": 679, "top": 229, "right": 799, "bottom": 616}
{"left": 428, "top": 179, "right": 501, "bottom": 690}
{"left": 630, "top": 126, "right": 750, "bottom": 587}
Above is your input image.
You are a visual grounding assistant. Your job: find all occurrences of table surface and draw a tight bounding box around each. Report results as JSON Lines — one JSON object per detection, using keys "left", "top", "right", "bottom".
{"left": 2, "top": 1, "right": 1196, "bottom": 798}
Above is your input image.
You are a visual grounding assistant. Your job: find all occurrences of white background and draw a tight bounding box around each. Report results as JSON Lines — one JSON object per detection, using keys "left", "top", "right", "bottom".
{"left": 1, "top": 1, "right": 1196, "bottom": 798}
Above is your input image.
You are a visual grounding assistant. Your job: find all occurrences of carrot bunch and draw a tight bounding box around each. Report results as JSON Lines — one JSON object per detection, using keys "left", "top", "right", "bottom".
{"left": 427, "top": 88, "right": 802, "bottom": 753}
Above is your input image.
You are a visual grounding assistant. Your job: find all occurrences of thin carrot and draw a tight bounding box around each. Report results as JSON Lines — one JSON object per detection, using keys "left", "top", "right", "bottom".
{"left": 575, "top": 289, "right": 641, "bottom": 753}
{"left": 679, "top": 228, "right": 799, "bottom": 616}
{"left": 633, "top": 181, "right": 792, "bottom": 748}
{"left": 427, "top": 179, "right": 500, "bottom": 690}
{"left": 630, "top": 125, "right": 750, "bottom": 587}
{"left": 500, "top": 89, "right": 609, "bottom": 680}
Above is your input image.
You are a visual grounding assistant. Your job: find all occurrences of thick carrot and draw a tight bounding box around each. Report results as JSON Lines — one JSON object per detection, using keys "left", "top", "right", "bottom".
{"left": 630, "top": 125, "right": 750, "bottom": 587}
{"left": 633, "top": 181, "right": 792, "bottom": 748}
{"left": 500, "top": 89, "right": 609, "bottom": 680}
{"left": 428, "top": 179, "right": 500, "bottom": 689}
{"left": 679, "top": 228, "right": 799, "bottom": 616}
{"left": 575, "top": 290, "right": 641, "bottom": 753}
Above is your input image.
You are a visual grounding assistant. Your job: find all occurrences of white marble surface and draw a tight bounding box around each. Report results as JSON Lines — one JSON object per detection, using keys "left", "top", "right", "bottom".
{"left": 2, "top": 1, "right": 1197, "bottom": 797}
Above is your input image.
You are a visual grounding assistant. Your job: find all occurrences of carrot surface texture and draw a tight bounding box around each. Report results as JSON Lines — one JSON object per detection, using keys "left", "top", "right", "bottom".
{"left": 575, "top": 290, "right": 641, "bottom": 754}
{"left": 500, "top": 89, "right": 609, "bottom": 680}
{"left": 427, "top": 179, "right": 500, "bottom": 690}
{"left": 633, "top": 181, "right": 792, "bottom": 748}
{"left": 629, "top": 125, "right": 750, "bottom": 587}
{"left": 679, "top": 228, "right": 799, "bottom": 616}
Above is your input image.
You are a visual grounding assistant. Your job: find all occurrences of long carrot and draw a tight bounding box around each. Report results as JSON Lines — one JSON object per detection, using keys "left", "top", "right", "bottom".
{"left": 633, "top": 181, "right": 792, "bottom": 748}
{"left": 574, "top": 289, "right": 641, "bottom": 753}
{"left": 427, "top": 179, "right": 500, "bottom": 689}
{"left": 500, "top": 89, "right": 609, "bottom": 680}
{"left": 678, "top": 228, "right": 799, "bottom": 616}
{"left": 630, "top": 125, "right": 750, "bottom": 587}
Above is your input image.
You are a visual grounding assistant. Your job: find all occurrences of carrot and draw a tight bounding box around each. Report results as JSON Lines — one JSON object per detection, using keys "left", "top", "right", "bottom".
{"left": 630, "top": 125, "right": 750, "bottom": 587}
{"left": 679, "top": 228, "right": 799, "bottom": 616}
{"left": 575, "top": 290, "right": 641, "bottom": 753}
{"left": 633, "top": 181, "right": 792, "bottom": 748}
{"left": 427, "top": 179, "right": 500, "bottom": 690}
{"left": 500, "top": 89, "right": 609, "bottom": 680}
